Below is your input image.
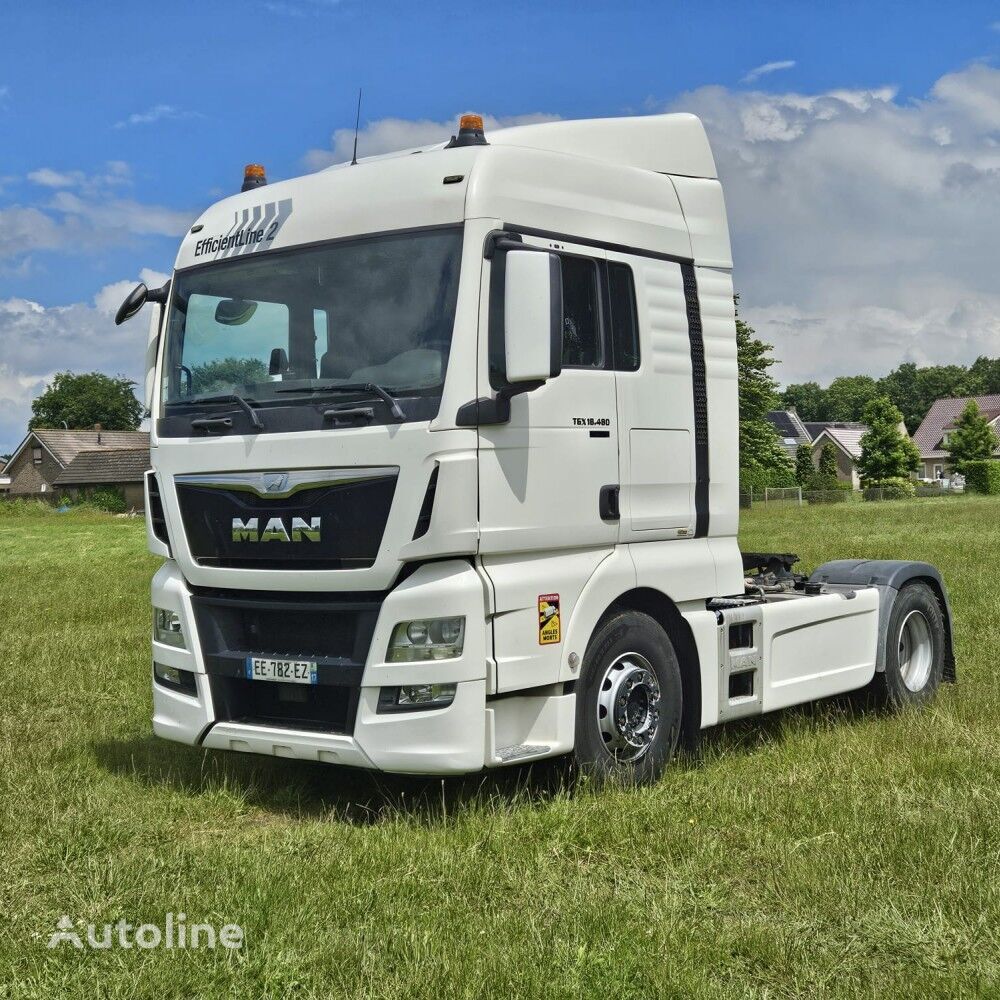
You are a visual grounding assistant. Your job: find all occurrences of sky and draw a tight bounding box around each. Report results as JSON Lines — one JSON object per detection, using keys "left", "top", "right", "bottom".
{"left": 2, "top": 0, "right": 1000, "bottom": 452}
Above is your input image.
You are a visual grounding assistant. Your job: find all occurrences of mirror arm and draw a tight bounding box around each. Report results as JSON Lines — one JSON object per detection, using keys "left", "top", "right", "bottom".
{"left": 146, "top": 280, "right": 171, "bottom": 305}
{"left": 455, "top": 381, "right": 545, "bottom": 427}
{"left": 483, "top": 229, "right": 522, "bottom": 260}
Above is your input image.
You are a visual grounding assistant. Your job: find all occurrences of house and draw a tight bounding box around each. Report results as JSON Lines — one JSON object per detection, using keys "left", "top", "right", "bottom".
{"left": 53, "top": 447, "right": 150, "bottom": 509}
{"left": 0, "top": 458, "right": 9, "bottom": 494}
{"left": 912, "top": 394, "right": 1000, "bottom": 481}
{"left": 808, "top": 423, "right": 869, "bottom": 489}
{"left": 766, "top": 411, "right": 874, "bottom": 487}
{"left": 2, "top": 428, "right": 150, "bottom": 508}
{"left": 766, "top": 410, "right": 812, "bottom": 459}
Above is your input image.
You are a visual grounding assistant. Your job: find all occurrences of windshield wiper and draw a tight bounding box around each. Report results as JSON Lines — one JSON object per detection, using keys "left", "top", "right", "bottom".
{"left": 176, "top": 392, "right": 265, "bottom": 431}
{"left": 275, "top": 382, "right": 405, "bottom": 421}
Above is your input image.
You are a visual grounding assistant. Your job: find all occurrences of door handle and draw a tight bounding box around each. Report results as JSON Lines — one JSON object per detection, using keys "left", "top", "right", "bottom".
{"left": 599, "top": 484, "right": 620, "bottom": 521}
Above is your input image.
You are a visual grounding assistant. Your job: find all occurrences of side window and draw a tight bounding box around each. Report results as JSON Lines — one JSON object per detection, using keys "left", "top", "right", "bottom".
{"left": 608, "top": 262, "right": 640, "bottom": 372}
{"left": 32, "top": 447, "right": 42, "bottom": 465}
{"left": 560, "top": 256, "right": 602, "bottom": 368}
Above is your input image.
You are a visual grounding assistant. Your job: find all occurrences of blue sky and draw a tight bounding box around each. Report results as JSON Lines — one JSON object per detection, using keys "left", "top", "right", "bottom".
{"left": 2, "top": 1, "right": 1000, "bottom": 450}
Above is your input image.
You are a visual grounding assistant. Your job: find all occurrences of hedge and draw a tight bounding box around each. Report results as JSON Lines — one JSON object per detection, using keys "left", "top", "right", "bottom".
{"left": 965, "top": 460, "right": 1000, "bottom": 495}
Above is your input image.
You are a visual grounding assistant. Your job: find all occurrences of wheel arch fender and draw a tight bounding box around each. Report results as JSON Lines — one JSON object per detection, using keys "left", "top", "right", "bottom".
{"left": 808, "top": 560, "right": 955, "bottom": 682}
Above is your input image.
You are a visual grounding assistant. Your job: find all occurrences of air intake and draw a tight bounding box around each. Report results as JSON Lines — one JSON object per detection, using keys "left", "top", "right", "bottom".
{"left": 145, "top": 471, "right": 170, "bottom": 551}
{"left": 412, "top": 465, "right": 439, "bottom": 540}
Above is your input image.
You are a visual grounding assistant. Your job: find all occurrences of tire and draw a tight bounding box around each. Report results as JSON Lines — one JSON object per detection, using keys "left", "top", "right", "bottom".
{"left": 574, "top": 611, "right": 683, "bottom": 784}
{"left": 870, "top": 582, "right": 945, "bottom": 710}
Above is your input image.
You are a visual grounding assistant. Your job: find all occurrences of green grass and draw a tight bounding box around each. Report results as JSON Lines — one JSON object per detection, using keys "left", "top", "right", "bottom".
{"left": 2, "top": 497, "right": 999, "bottom": 998}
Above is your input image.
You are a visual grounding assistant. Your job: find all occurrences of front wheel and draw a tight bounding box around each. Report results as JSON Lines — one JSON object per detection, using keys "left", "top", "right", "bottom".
{"left": 870, "top": 581, "right": 945, "bottom": 709}
{"left": 574, "top": 611, "right": 683, "bottom": 784}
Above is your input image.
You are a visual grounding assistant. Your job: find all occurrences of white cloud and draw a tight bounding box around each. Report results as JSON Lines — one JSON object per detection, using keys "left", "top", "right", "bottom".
{"left": 742, "top": 60, "right": 796, "bottom": 84}
{"left": 304, "top": 111, "right": 562, "bottom": 170}
{"left": 0, "top": 271, "right": 166, "bottom": 451}
{"left": 260, "top": 0, "right": 342, "bottom": 15}
{"left": 1, "top": 162, "right": 190, "bottom": 264}
{"left": 113, "top": 104, "right": 201, "bottom": 129}
{"left": 662, "top": 64, "right": 1000, "bottom": 384}
{"left": 27, "top": 167, "right": 81, "bottom": 188}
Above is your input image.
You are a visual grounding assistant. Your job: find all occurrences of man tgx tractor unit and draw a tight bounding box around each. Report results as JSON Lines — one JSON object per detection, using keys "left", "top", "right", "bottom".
{"left": 118, "top": 112, "right": 954, "bottom": 781}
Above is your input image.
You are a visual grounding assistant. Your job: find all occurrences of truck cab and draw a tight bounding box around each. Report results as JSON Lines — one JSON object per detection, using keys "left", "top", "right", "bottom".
{"left": 128, "top": 113, "right": 953, "bottom": 781}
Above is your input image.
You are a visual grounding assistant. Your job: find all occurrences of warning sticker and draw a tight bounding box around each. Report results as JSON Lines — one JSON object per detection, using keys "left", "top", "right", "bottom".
{"left": 538, "top": 594, "right": 561, "bottom": 645}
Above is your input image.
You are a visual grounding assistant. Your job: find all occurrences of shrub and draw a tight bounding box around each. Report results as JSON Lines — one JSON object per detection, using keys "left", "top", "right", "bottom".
{"left": 740, "top": 465, "right": 798, "bottom": 495}
{"left": 863, "top": 477, "right": 916, "bottom": 501}
{"left": 965, "top": 460, "right": 1000, "bottom": 495}
{"left": 88, "top": 488, "right": 127, "bottom": 514}
{"left": 0, "top": 498, "right": 55, "bottom": 517}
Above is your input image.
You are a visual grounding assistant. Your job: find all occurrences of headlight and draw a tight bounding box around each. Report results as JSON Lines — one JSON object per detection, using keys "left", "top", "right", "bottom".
{"left": 154, "top": 607, "right": 185, "bottom": 648}
{"left": 387, "top": 617, "right": 465, "bottom": 662}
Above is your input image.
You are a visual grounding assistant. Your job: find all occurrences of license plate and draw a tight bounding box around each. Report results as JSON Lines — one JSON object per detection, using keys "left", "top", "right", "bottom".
{"left": 245, "top": 656, "right": 318, "bottom": 685}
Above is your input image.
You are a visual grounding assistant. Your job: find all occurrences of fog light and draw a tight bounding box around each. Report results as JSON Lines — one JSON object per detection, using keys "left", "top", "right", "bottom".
{"left": 377, "top": 683, "right": 457, "bottom": 713}
{"left": 388, "top": 617, "right": 464, "bottom": 662}
{"left": 153, "top": 661, "right": 197, "bottom": 695}
{"left": 154, "top": 607, "right": 185, "bottom": 648}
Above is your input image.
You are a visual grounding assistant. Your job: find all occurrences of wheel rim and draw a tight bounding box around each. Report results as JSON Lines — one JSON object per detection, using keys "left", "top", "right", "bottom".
{"left": 596, "top": 652, "right": 661, "bottom": 763}
{"left": 898, "top": 610, "right": 934, "bottom": 693}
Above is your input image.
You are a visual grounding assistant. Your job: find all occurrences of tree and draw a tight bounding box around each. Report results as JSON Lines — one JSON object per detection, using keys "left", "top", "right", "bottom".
{"left": 876, "top": 362, "right": 923, "bottom": 434}
{"left": 794, "top": 443, "right": 814, "bottom": 486}
{"left": 824, "top": 375, "right": 879, "bottom": 421}
{"left": 856, "top": 397, "right": 920, "bottom": 486}
{"left": 735, "top": 304, "right": 794, "bottom": 485}
{"left": 190, "top": 357, "right": 269, "bottom": 397}
{"left": 811, "top": 442, "right": 840, "bottom": 490}
{"left": 969, "top": 356, "right": 1000, "bottom": 395}
{"left": 781, "top": 382, "right": 826, "bottom": 421}
{"left": 29, "top": 372, "right": 142, "bottom": 431}
{"left": 945, "top": 400, "right": 999, "bottom": 474}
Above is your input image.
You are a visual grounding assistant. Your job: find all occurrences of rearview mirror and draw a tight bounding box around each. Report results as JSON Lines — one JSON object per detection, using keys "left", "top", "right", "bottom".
{"left": 268, "top": 347, "right": 289, "bottom": 376}
{"left": 215, "top": 299, "right": 258, "bottom": 326}
{"left": 115, "top": 283, "right": 148, "bottom": 326}
{"left": 503, "top": 250, "right": 562, "bottom": 384}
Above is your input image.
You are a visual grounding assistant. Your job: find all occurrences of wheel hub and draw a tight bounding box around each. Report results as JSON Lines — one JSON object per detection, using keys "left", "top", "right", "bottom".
{"left": 596, "top": 653, "right": 661, "bottom": 762}
{"left": 898, "top": 609, "right": 934, "bottom": 693}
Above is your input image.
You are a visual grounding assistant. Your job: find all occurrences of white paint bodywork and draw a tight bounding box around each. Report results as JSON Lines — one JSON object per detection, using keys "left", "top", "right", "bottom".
{"left": 147, "top": 113, "right": 880, "bottom": 773}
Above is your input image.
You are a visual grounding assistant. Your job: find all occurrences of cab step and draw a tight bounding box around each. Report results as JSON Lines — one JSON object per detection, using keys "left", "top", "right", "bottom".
{"left": 495, "top": 744, "right": 552, "bottom": 763}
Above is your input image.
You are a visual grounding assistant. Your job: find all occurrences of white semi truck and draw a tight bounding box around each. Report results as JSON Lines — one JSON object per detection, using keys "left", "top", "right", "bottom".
{"left": 118, "top": 112, "right": 954, "bottom": 782}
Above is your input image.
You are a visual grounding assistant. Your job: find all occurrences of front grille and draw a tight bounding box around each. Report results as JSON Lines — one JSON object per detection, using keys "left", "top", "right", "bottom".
{"left": 175, "top": 470, "right": 397, "bottom": 570}
{"left": 192, "top": 587, "right": 384, "bottom": 735}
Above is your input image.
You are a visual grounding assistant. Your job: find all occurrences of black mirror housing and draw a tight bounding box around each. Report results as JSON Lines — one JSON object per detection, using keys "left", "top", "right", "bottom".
{"left": 268, "top": 348, "right": 289, "bottom": 376}
{"left": 115, "top": 283, "right": 148, "bottom": 326}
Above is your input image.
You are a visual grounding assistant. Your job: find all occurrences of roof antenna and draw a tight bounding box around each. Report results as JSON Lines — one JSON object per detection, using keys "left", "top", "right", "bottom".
{"left": 350, "top": 88, "right": 362, "bottom": 166}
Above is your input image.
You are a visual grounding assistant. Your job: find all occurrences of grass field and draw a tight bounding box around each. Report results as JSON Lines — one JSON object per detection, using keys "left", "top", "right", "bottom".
{"left": 2, "top": 497, "right": 999, "bottom": 998}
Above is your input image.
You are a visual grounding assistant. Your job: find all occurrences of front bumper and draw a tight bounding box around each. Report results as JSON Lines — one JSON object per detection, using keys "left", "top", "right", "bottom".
{"left": 151, "top": 558, "right": 490, "bottom": 774}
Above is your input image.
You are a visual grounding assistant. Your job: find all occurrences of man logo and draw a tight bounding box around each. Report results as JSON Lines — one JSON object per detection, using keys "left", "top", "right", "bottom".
{"left": 232, "top": 516, "right": 321, "bottom": 543}
{"left": 262, "top": 473, "right": 289, "bottom": 494}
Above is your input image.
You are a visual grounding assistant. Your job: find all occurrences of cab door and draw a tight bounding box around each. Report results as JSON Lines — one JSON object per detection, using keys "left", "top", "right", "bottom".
{"left": 477, "top": 237, "right": 620, "bottom": 557}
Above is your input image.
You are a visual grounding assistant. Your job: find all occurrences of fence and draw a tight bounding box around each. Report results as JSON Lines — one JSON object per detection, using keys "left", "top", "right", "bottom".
{"left": 740, "top": 483, "right": 967, "bottom": 508}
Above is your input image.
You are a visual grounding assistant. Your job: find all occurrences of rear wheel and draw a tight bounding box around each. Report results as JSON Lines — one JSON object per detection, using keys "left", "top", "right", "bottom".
{"left": 574, "top": 611, "right": 683, "bottom": 784}
{"left": 871, "top": 582, "right": 945, "bottom": 709}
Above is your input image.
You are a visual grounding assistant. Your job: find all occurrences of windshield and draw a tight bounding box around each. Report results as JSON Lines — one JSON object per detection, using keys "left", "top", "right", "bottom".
{"left": 161, "top": 227, "right": 462, "bottom": 420}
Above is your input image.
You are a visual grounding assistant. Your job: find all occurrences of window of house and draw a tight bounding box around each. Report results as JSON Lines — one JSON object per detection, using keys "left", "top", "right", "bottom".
{"left": 559, "top": 256, "right": 602, "bottom": 368}
{"left": 32, "top": 447, "right": 42, "bottom": 465}
{"left": 934, "top": 464, "right": 943, "bottom": 479}
{"left": 607, "top": 262, "right": 640, "bottom": 372}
